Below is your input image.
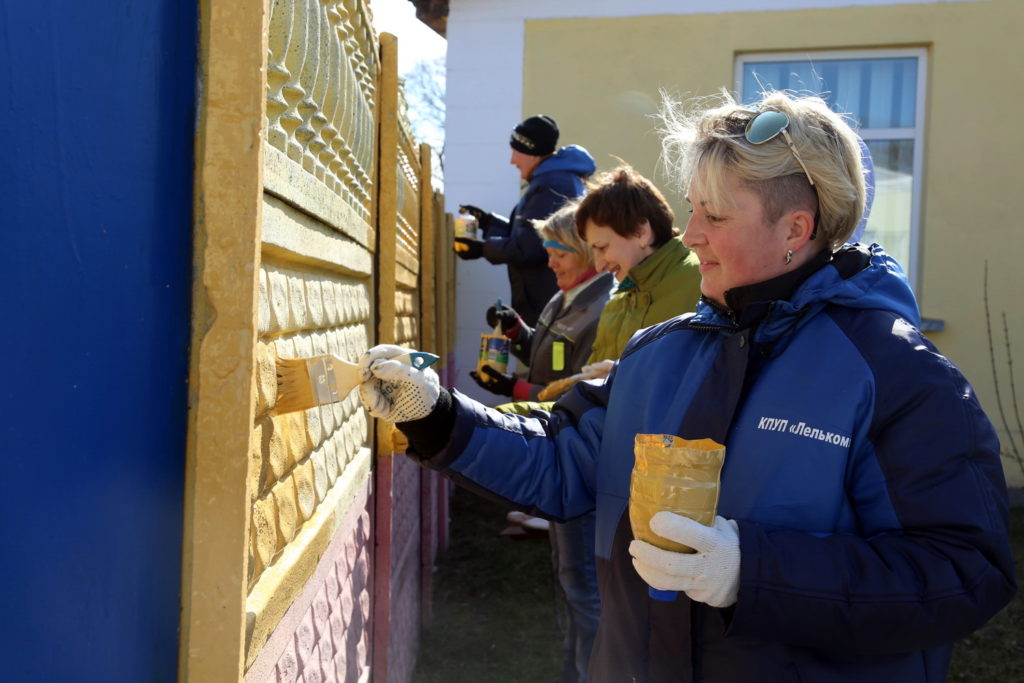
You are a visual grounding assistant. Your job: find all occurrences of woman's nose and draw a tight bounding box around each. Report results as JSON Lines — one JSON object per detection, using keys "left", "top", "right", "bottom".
{"left": 594, "top": 255, "right": 607, "bottom": 272}
{"left": 682, "top": 217, "right": 703, "bottom": 249}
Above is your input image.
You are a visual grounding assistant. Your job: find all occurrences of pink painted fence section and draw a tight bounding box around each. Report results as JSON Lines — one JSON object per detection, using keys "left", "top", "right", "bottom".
{"left": 245, "top": 479, "right": 373, "bottom": 683}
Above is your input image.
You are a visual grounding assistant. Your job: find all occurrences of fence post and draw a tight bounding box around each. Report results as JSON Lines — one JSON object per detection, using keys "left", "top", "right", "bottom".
{"left": 372, "top": 30, "right": 398, "bottom": 683}
{"left": 181, "top": 0, "right": 266, "bottom": 680}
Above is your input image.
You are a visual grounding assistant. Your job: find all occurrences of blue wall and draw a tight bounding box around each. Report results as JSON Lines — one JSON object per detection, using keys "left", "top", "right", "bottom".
{"left": 0, "top": 1, "right": 195, "bottom": 679}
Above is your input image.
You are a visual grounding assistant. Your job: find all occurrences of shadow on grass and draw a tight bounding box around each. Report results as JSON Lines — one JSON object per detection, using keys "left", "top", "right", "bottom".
{"left": 416, "top": 492, "right": 1023, "bottom": 682}
{"left": 413, "top": 489, "right": 561, "bottom": 683}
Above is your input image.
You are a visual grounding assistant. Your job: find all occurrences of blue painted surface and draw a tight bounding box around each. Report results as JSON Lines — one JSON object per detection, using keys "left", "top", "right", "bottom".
{"left": 0, "top": 1, "right": 195, "bottom": 679}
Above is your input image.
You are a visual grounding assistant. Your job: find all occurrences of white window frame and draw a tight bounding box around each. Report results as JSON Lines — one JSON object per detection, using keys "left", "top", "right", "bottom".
{"left": 735, "top": 48, "right": 928, "bottom": 285}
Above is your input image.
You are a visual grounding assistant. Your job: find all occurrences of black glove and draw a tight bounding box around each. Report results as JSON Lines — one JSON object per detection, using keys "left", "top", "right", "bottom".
{"left": 486, "top": 304, "right": 522, "bottom": 336}
{"left": 469, "top": 366, "right": 516, "bottom": 397}
{"left": 454, "top": 236, "right": 484, "bottom": 260}
{"left": 458, "top": 204, "right": 492, "bottom": 231}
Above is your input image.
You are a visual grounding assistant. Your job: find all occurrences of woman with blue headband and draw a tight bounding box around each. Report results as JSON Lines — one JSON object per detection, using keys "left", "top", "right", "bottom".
{"left": 469, "top": 202, "right": 613, "bottom": 403}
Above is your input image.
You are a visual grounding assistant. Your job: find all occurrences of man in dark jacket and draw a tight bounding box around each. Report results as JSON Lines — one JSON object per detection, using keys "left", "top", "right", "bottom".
{"left": 456, "top": 114, "right": 596, "bottom": 326}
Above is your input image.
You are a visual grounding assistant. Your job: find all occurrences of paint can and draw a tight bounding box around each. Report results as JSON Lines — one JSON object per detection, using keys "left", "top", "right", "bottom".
{"left": 477, "top": 333, "right": 510, "bottom": 380}
{"left": 454, "top": 215, "right": 478, "bottom": 240}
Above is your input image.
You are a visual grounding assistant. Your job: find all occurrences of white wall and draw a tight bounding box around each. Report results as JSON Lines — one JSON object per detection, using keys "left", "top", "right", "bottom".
{"left": 442, "top": 0, "right": 981, "bottom": 401}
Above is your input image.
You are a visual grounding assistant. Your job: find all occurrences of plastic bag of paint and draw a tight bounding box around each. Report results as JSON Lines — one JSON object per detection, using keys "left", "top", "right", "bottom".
{"left": 629, "top": 435, "right": 726, "bottom": 554}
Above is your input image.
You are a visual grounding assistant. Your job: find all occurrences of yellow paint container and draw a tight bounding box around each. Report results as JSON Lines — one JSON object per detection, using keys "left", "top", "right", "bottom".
{"left": 454, "top": 215, "right": 478, "bottom": 239}
{"left": 629, "top": 435, "right": 726, "bottom": 554}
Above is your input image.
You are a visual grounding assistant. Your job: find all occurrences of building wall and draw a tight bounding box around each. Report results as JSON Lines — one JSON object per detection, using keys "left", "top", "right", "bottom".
{"left": 445, "top": 0, "right": 1024, "bottom": 486}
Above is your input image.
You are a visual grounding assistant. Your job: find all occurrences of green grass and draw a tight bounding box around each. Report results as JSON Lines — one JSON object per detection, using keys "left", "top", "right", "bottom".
{"left": 948, "top": 506, "right": 1024, "bottom": 682}
{"left": 415, "top": 492, "right": 1023, "bottom": 682}
{"left": 413, "top": 490, "right": 560, "bottom": 682}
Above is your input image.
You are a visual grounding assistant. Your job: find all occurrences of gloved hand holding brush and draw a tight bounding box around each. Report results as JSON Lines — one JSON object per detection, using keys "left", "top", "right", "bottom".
{"left": 358, "top": 344, "right": 440, "bottom": 422}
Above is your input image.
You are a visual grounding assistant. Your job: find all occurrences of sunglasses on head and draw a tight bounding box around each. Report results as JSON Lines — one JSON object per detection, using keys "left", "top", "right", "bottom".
{"left": 743, "top": 110, "right": 815, "bottom": 188}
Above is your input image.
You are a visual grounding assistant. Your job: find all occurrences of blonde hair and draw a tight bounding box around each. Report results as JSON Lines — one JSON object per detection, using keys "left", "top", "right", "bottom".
{"left": 660, "top": 89, "right": 865, "bottom": 249}
{"left": 534, "top": 201, "right": 594, "bottom": 268}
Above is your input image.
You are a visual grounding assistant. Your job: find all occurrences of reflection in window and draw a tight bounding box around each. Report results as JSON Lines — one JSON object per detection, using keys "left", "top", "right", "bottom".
{"left": 739, "top": 52, "right": 925, "bottom": 279}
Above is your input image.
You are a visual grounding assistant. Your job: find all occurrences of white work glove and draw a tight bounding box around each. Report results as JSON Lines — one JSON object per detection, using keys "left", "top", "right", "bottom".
{"left": 581, "top": 359, "right": 615, "bottom": 379}
{"left": 628, "top": 513, "right": 741, "bottom": 608}
{"left": 358, "top": 344, "right": 440, "bottom": 422}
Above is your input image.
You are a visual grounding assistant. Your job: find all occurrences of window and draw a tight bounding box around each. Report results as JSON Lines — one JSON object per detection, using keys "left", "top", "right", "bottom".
{"left": 736, "top": 49, "right": 926, "bottom": 282}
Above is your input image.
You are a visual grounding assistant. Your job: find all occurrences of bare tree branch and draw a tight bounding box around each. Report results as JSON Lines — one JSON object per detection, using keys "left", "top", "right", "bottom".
{"left": 984, "top": 260, "right": 1023, "bottom": 476}
{"left": 400, "top": 55, "right": 446, "bottom": 174}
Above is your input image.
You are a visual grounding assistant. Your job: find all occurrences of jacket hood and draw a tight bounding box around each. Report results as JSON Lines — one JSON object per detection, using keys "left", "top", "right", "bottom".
{"left": 533, "top": 144, "right": 596, "bottom": 179}
{"left": 693, "top": 243, "right": 921, "bottom": 334}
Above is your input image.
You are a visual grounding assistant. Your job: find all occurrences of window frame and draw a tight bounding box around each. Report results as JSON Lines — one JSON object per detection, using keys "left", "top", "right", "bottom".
{"left": 734, "top": 48, "right": 928, "bottom": 285}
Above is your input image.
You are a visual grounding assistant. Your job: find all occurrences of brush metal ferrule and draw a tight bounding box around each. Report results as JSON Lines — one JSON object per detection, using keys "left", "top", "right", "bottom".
{"left": 310, "top": 357, "right": 339, "bottom": 405}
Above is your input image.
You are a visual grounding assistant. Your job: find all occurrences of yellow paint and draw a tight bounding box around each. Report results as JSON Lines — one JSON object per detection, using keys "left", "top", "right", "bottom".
{"left": 272, "top": 477, "right": 299, "bottom": 545}
{"left": 251, "top": 495, "right": 278, "bottom": 578}
{"left": 254, "top": 342, "right": 277, "bottom": 414}
{"left": 260, "top": 414, "right": 289, "bottom": 484}
{"left": 180, "top": 0, "right": 266, "bottom": 679}
{"left": 525, "top": 0, "right": 1024, "bottom": 485}
{"left": 293, "top": 460, "right": 317, "bottom": 520}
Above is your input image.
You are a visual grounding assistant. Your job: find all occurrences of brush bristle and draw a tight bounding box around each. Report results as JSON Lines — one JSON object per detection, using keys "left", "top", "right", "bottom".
{"left": 273, "top": 357, "right": 317, "bottom": 414}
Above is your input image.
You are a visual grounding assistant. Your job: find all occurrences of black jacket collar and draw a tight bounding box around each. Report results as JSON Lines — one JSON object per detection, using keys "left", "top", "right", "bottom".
{"left": 703, "top": 248, "right": 833, "bottom": 328}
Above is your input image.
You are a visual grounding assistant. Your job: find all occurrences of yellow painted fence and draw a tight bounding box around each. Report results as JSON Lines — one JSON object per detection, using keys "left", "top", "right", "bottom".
{"left": 182, "top": 1, "right": 453, "bottom": 681}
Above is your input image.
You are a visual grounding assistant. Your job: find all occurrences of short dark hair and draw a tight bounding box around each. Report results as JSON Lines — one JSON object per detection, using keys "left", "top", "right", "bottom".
{"left": 574, "top": 165, "right": 675, "bottom": 246}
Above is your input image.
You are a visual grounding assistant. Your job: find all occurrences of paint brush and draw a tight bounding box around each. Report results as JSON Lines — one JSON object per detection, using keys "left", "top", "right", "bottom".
{"left": 274, "top": 351, "right": 439, "bottom": 415}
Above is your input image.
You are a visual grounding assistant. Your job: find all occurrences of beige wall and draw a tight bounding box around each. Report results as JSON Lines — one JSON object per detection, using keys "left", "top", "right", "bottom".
{"left": 524, "top": 0, "right": 1024, "bottom": 486}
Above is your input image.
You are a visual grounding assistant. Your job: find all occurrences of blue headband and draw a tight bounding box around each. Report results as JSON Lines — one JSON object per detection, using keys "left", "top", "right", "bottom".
{"left": 542, "top": 239, "right": 576, "bottom": 253}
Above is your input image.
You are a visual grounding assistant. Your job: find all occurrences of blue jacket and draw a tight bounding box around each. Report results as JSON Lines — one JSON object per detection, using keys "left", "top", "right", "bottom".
{"left": 412, "top": 244, "right": 1015, "bottom": 682}
{"left": 483, "top": 145, "right": 596, "bottom": 326}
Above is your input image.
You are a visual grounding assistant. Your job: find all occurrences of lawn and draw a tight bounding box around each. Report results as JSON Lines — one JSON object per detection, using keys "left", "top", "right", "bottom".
{"left": 414, "top": 490, "right": 1023, "bottom": 682}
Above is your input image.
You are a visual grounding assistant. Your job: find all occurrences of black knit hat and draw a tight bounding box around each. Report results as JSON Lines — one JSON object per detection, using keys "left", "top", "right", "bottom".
{"left": 509, "top": 115, "right": 559, "bottom": 156}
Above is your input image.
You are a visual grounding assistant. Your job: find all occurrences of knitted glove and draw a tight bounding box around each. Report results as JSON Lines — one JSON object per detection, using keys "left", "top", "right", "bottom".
{"left": 358, "top": 344, "right": 440, "bottom": 422}
{"left": 485, "top": 304, "right": 523, "bottom": 337}
{"left": 629, "top": 513, "right": 741, "bottom": 608}
{"left": 469, "top": 366, "right": 516, "bottom": 396}
{"left": 453, "top": 237, "right": 484, "bottom": 260}
{"left": 458, "top": 203, "right": 492, "bottom": 231}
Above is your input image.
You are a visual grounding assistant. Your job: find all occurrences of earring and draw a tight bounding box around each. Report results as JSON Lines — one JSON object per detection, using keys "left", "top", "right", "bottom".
{"left": 785, "top": 249, "right": 793, "bottom": 265}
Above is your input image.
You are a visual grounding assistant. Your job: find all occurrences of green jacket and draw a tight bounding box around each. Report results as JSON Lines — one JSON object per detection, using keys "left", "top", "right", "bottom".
{"left": 585, "top": 236, "right": 701, "bottom": 365}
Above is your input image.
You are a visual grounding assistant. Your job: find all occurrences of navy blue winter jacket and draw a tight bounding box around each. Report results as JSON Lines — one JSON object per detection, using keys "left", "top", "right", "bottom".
{"left": 404, "top": 244, "right": 1015, "bottom": 682}
{"left": 483, "top": 145, "right": 596, "bottom": 326}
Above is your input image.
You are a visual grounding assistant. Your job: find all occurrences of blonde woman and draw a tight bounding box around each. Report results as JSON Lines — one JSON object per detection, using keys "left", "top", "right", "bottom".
{"left": 359, "top": 91, "right": 1013, "bottom": 682}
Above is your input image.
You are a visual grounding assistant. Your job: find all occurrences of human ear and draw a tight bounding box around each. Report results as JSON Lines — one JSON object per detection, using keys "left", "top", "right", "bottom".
{"left": 635, "top": 219, "right": 654, "bottom": 248}
{"left": 784, "top": 209, "right": 816, "bottom": 250}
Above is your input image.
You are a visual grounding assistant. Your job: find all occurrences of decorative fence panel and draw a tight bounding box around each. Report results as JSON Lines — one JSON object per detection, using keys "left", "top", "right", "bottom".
{"left": 184, "top": 2, "right": 453, "bottom": 681}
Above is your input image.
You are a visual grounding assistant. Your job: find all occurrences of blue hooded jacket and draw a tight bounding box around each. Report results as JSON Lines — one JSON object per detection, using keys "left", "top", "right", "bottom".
{"left": 411, "top": 244, "right": 1015, "bottom": 682}
{"left": 482, "top": 144, "right": 596, "bottom": 326}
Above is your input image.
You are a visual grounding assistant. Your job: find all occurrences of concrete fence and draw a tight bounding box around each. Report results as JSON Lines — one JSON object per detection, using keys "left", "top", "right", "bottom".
{"left": 182, "top": 1, "right": 454, "bottom": 681}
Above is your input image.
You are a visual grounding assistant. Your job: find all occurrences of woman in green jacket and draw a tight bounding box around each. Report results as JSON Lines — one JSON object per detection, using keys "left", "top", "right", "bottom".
{"left": 547, "top": 164, "right": 701, "bottom": 394}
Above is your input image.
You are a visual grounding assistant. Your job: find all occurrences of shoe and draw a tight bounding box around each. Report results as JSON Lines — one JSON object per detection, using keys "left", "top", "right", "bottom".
{"left": 521, "top": 516, "right": 550, "bottom": 532}
{"left": 506, "top": 510, "right": 530, "bottom": 525}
